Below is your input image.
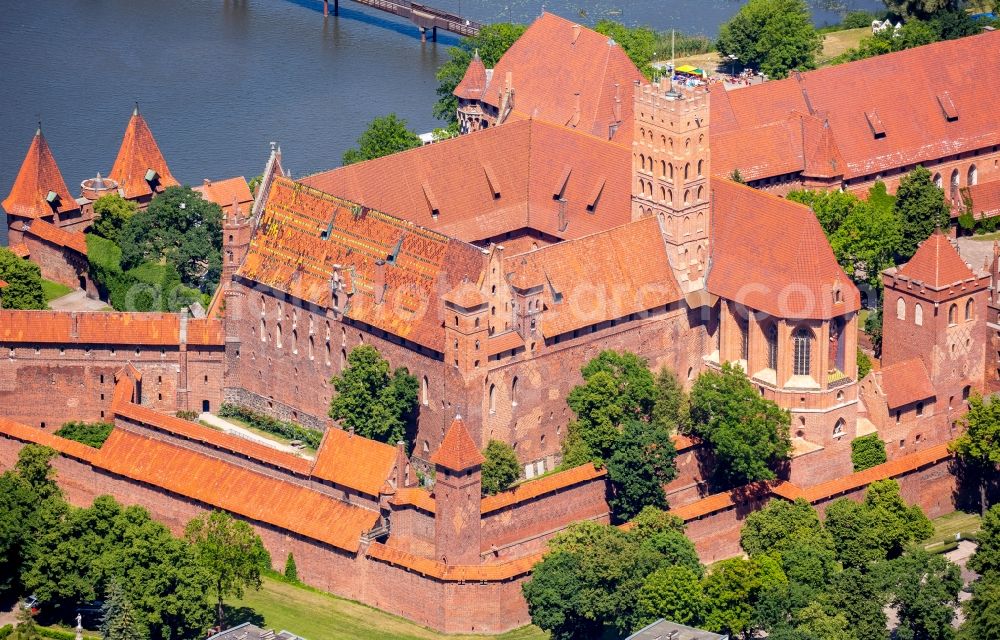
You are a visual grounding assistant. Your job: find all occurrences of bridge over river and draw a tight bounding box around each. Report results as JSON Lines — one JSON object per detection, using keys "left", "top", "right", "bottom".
{"left": 321, "top": 0, "right": 483, "bottom": 40}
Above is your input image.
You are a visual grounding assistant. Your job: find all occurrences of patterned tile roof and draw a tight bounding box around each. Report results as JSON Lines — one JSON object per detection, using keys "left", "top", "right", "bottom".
{"left": 238, "top": 177, "right": 485, "bottom": 351}
{"left": 454, "top": 51, "right": 488, "bottom": 100}
{"left": 708, "top": 178, "right": 860, "bottom": 320}
{"left": 0, "top": 311, "right": 223, "bottom": 347}
{"left": 962, "top": 179, "right": 1000, "bottom": 220}
{"left": 2, "top": 129, "right": 78, "bottom": 219}
{"left": 19, "top": 219, "right": 88, "bottom": 255}
{"left": 896, "top": 231, "right": 976, "bottom": 289}
{"left": 312, "top": 427, "right": 398, "bottom": 496}
{"left": 710, "top": 31, "right": 1000, "bottom": 180}
{"left": 879, "top": 358, "right": 936, "bottom": 409}
{"left": 108, "top": 108, "right": 178, "bottom": 200}
{"left": 298, "top": 119, "right": 632, "bottom": 244}
{"left": 483, "top": 12, "right": 644, "bottom": 142}
{"left": 504, "top": 216, "right": 682, "bottom": 336}
{"left": 430, "top": 416, "right": 484, "bottom": 471}
{"left": 96, "top": 428, "right": 379, "bottom": 552}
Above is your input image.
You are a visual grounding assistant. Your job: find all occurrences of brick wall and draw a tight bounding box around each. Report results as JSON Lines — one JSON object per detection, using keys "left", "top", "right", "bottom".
{"left": 21, "top": 235, "right": 93, "bottom": 294}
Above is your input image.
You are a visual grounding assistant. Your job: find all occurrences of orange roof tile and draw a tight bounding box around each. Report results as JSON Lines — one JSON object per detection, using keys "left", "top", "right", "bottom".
{"left": 311, "top": 427, "right": 398, "bottom": 496}
{"left": 186, "top": 318, "right": 225, "bottom": 346}
{"left": 442, "top": 281, "right": 488, "bottom": 309}
{"left": 486, "top": 331, "right": 525, "bottom": 357}
{"left": 391, "top": 487, "right": 437, "bottom": 513}
{"left": 483, "top": 13, "right": 644, "bottom": 142}
{"left": 19, "top": 219, "right": 88, "bottom": 255}
{"left": 454, "top": 51, "right": 488, "bottom": 100}
{"left": 0, "top": 417, "right": 99, "bottom": 463}
{"left": 481, "top": 462, "right": 605, "bottom": 513}
{"left": 2, "top": 129, "right": 79, "bottom": 219}
{"left": 0, "top": 280, "right": 6, "bottom": 288}
{"left": 108, "top": 108, "right": 178, "bottom": 200}
{"left": 963, "top": 179, "right": 1000, "bottom": 220}
{"left": 673, "top": 433, "right": 699, "bottom": 451}
{"left": 9, "top": 244, "right": 30, "bottom": 258}
{"left": 430, "top": 416, "right": 484, "bottom": 471}
{"left": 0, "top": 311, "right": 223, "bottom": 347}
{"left": 366, "top": 542, "right": 542, "bottom": 581}
{"left": 504, "top": 216, "right": 682, "bottom": 336}
{"left": 96, "top": 429, "right": 379, "bottom": 552}
{"left": 896, "top": 231, "right": 976, "bottom": 289}
{"left": 708, "top": 178, "right": 860, "bottom": 320}
{"left": 193, "top": 177, "right": 253, "bottom": 211}
{"left": 879, "top": 358, "right": 936, "bottom": 409}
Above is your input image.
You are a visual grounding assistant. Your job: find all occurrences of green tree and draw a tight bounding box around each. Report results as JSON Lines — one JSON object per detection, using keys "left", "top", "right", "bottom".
{"left": 101, "top": 580, "right": 149, "bottom": 640}
{"left": 851, "top": 433, "right": 888, "bottom": 471}
{"left": 894, "top": 166, "right": 952, "bottom": 259}
{"left": 968, "top": 504, "right": 1000, "bottom": 576}
{"left": 119, "top": 186, "right": 223, "bottom": 291}
{"left": 701, "top": 555, "right": 787, "bottom": 639}
{"left": 822, "top": 567, "right": 890, "bottom": 640}
{"left": 607, "top": 420, "right": 678, "bottom": 520}
{"left": 433, "top": 23, "right": 527, "bottom": 123}
{"left": 716, "top": 0, "right": 821, "bottom": 79}
{"left": 688, "top": 363, "right": 792, "bottom": 487}
{"left": 54, "top": 421, "right": 114, "bottom": 449}
{"left": 481, "top": 440, "right": 520, "bottom": 496}
{"left": 740, "top": 498, "right": 838, "bottom": 591}
{"left": 0, "top": 247, "right": 45, "bottom": 310}
{"left": 284, "top": 552, "right": 298, "bottom": 582}
{"left": 91, "top": 194, "right": 137, "bottom": 245}
{"left": 637, "top": 565, "right": 704, "bottom": 627}
{"left": 11, "top": 605, "right": 39, "bottom": 640}
{"left": 594, "top": 20, "right": 655, "bottom": 77}
{"left": 889, "top": 549, "right": 962, "bottom": 640}
{"left": 857, "top": 349, "right": 873, "bottom": 379}
{"left": 787, "top": 189, "right": 860, "bottom": 236}
{"left": 328, "top": 345, "right": 418, "bottom": 444}
{"left": 730, "top": 169, "right": 746, "bottom": 184}
{"left": 866, "top": 305, "right": 884, "bottom": 357}
{"left": 652, "top": 366, "right": 688, "bottom": 431}
{"left": 883, "top": 0, "right": 961, "bottom": 20}
{"left": 185, "top": 511, "right": 269, "bottom": 629}
{"left": 830, "top": 199, "right": 903, "bottom": 290}
{"left": 794, "top": 602, "right": 854, "bottom": 640}
{"left": 960, "top": 571, "right": 1000, "bottom": 640}
{"left": 342, "top": 114, "right": 421, "bottom": 166}
{"left": 951, "top": 394, "right": 1000, "bottom": 514}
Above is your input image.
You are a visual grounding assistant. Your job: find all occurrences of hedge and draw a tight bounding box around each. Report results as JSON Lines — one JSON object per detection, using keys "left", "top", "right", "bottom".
{"left": 54, "top": 421, "right": 114, "bottom": 448}
{"left": 218, "top": 404, "right": 322, "bottom": 449}
{"left": 0, "top": 624, "right": 11, "bottom": 639}
{"left": 38, "top": 628, "right": 78, "bottom": 640}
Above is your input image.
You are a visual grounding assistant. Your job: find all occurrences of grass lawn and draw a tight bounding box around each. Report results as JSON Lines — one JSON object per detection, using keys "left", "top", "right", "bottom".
{"left": 227, "top": 576, "right": 547, "bottom": 640}
{"left": 819, "top": 27, "right": 869, "bottom": 63}
{"left": 926, "top": 511, "right": 982, "bottom": 549}
{"left": 968, "top": 230, "right": 1000, "bottom": 242}
{"left": 207, "top": 415, "right": 317, "bottom": 455}
{"left": 41, "top": 279, "right": 73, "bottom": 303}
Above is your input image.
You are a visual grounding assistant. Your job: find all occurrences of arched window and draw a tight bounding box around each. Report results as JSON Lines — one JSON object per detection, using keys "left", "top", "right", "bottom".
{"left": 260, "top": 318, "right": 266, "bottom": 342}
{"left": 896, "top": 297, "right": 906, "bottom": 320}
{"left": 951, "top": 169, "right": 960, "bottom": 197}
{"left": 949, "top": 303, "right": 958, "bottom": 325}
{"left": 308, "top": 335, "right": 314, "bottom": 360}
{"left": 696, "top": 212, "right": 704, "bottom": 231}
{"left": 766, "top": 324, "right": 778, "bottom": 370}
{"left": 639, "top": 153, "right": 646, "bottom": 171}
{"left": 793, "top": 328, "right": 811, "bottom": 376}
{"left": 933, "top": 172, "right": 943, "bottom": 188}
{"left": 422, "top": 376, "right": 429, "bottom": 406}
{"left": 648, "top": 156, "right": 654, "bottom": 172}
{"left": 969, "top": 164, "right": 978, "bottom": 186}
{"left": 697, "top": 185, "right": 704, "bottom": 202}
{"left": 684, "top": 190, "right": 690, "bottom": 205}
{"left": 341, "top": 348, "right": 347, "bottom": 368}
{"left": 489, "top": 384, "right": 496, "bottom": 414}
{"left": 738, "top": 312, "right": 749, "bottom": 361}
{"left": 276, "top": 323, "right": 283, "bottom": 348}
{"left": 669, "top": 163, "right": 674, "bottom": 181}
{"left": 684, "top": 163, "right": 690, "bottom": 180}
{"left": 966, "top": 298, "right": 975, "bottom": 321}
{"left": 660, "top": 160, "right": 667, "bottom": 177}
{"left": 697, "top": 159, "right": 704, "bottom": 176}
{"left": 833, "top": 418, "right": 846, "bottom": 437}
{"left": 660, "top": 186, "right": 667, "bottom": 202}
{"left": 511, "top": 376, "right": 519, "bottom": 406}
{"left": 914, "top": 303, "right": 923, "bottom": 326}
{"left": 325, "top": 342, "right": 331, "bottom": 366}
{"left": 291, "top": 329, "right": 298, "bottom": 354}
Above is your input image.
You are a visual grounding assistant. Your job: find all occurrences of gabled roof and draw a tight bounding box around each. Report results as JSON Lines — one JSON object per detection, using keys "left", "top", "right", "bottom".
{"left": 0, "top": 311, "right": 223, "bottom": 346}
{"left": 238, "top": 177, "right": 485, "bottom": 351}
{"left": 299, "top": 118, "right": 631, "bottom": 244}
{"left": 108, "top": 108, "right": 178, "bottom": 199}
{"left": 19, "top": 219, "right": 88, "bottom": 255}
{"left": 483, "top": 12, "right": 644, "bottom": 142}
{"left": 897, "top": 231, "right": 975, "bottom": 289}
{"left": 194, "top": 177, "right": 253, "bottom": 212}
{"left": 2, "top": 128, "right": 78, "bottom": 218}
{"left": 430, "top": 416, "right": 483, "bottom": 471}
{"left": 454, "top": 51, "right": 488, "bottom": 100}
{"left": 708, "top": 178, "right": 860, "bottom": 320}
{"left": 504, "top": 216, "right": 682, "bottom": 336}
{"left": 879, "top": 357, "right": 936, "bottom": 409}
{"left": 709, "top": 31, "right": 1000, "bottom": 181}
{"left": 312, "top": 427, "right": 398, "bottom": 497}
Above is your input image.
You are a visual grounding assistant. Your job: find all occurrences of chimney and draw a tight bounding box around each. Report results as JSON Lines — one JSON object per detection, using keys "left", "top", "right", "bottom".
{"left": 70, "top": 312, "right": 79, "bottom": 339}
{"left": 374, "top": 259, "right": 387, "bottom": 305}
{"left": 571, "top": 24, "right": 581, "bottom": 44}
{"left": 505, "top": 71, "right": 512, "bottom": 92}
{"left": 395, "top": 440, "right": 408, "bottom": 488}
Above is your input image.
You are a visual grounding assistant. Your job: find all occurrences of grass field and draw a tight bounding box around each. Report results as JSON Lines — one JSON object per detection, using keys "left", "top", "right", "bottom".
{"left": 926, "top": 511, "right": 982, "bottom": 548}
{"left": 41, "top": 279, "right": 73, "bottom": 303}
{"left": 818, "top": 27, "right": 869, "bottom": 63}
{"left": 207, "top": 415, "right": 317, "bottom": 455}
{"left": 227, "top": 577, "right": 547, "bottom": 640}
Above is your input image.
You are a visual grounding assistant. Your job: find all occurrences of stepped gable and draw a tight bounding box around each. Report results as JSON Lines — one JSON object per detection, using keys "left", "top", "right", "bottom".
{"left": 238, "top": 177, "right": 485, "bottom": 352}
{"left": 311, "top": 427, "right": 398, "bottom": 497}
{"left": 2, "top": 128, "right": 78, "bottom": 219}
{"left": 710, "top": 31, "right": 1000, "bottom": 180}
{"left": 95, "top": 428, "right": 379, "bottom": 553}
{"left": 879, "top": 358, "right": 936, "bottom": 409}
{"left": 108, "top": 107, "right": 178, "bottom": 199}
{"left": 454, "top": 50, "right": 488, "bottom": 100}
{"left": 504, "top": 216, "right": 682, "bottom": 336}
{"left": 896, "top": 231, "right": 975, "bottom": 289}
{"left": 483, "top": 12, "right": 644, "bottom": 141}
{"left": 430, "top": 416, "right": 484, "bottom": 471}
{"left": 300, "top": 119, "right": 631, "bottom": 244}
{"left": 708, "top": 178, "right": 859, "bottom": 320}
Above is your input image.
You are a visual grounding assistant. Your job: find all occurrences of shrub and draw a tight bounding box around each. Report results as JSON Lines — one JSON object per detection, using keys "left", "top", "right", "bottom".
{"left": 851, "top": 433, "right": 888, "bottom": 471}
{"left": 0, "top": 624, "right": 12, "bottom": 640}
{"left": 219, "top": 404, "right": 322, "bottom": 449}
{"left": 176, "top": 410, "right": 199, "bottom": 421}
{"left": 856, "top": 348, "right": 872, "bottom": 379}
{"left": 482, "top": 440, "right": 520, "bottom": 495}
{"left": 284, "top": 553, "right": 298, "bottom": 582}
{"left": 37, "top": 628, "right": 77, "bottom": 640}
{"left": 55, "top": 421, "right": 114, "bottom": 448}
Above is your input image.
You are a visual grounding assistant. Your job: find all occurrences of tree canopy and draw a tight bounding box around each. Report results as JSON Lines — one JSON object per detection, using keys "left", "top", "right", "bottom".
{"left": 481, "top": 440, "right": 520, "bottom": 496}
{"left": 894, "top": 166, "right": 952, "bottom": 259}
{"left": 342, "top": 114, "right": 421, "bottom": 166}
{"left": 851, "top": 433, "right": 888, "bottom": 471}
{"left": 883, "top": 0, "right": 961, "bottom": 20}
{"left": 90, "top": 194, "right": 137, "bottom": 245}
{"left": 607, "top": 419, "right": 678, "bottom": 520}
{"left": 716, "top": 0, "right": 821, "bottom": 79}
{"left": 328, "top": 345, "right": 418, "bottom": 444}
{"left": 101, "top": 580, "right": 149, "bottom": 640}
{"left": 0, "top": 247, "right": 45, "bottom": 310}
{"left": 594, "top": 20, "right": 656, "bottom": 77}
{"left": 951, "top": 393, "right": 1000, "bottom": 514}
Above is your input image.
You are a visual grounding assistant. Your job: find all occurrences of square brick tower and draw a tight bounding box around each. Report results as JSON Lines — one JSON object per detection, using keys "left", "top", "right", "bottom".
{"left": 431, "top": 416, "right": 484, "bottom": 565}
{"left": 631, "top": 80, "right": 710, "bottom": 293}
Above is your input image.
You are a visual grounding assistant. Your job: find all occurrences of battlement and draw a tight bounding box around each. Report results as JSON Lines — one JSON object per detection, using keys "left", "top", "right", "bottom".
{"left": 633, "top": 80, "right": 709, "bottom": 115}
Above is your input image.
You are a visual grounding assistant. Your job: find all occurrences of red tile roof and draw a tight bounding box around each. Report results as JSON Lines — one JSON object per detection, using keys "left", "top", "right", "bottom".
{"left": 454, "top": 51, "right": 488, "bottom": 100}
{"left": 108, "top": 108, "right": 178, "bottom": 200}
{"left": 897, "top": 231, "right": 976, "bottom": 289}
{"left": 710, "top": 32, "right": 1000, "bottom": 181}
{"left": 193, "top": 177, "right": 253, "bottom": 213}
{"left": 312, "top": 427, "right": 398, "bottom": 496}
{"left": 20, "top": 219, "right": 88, "bottom": 255}
{"left": 708, "top": 178, "right": 860, "bottom": 320}
{"left": 9, "top": 244, "right": 30, "bottom": 258}
{"left": 504, "top": 216, "right": 682, "bottom": 336}
{"left": 0, "top": 417, "right": 99, "bottom": 463}
{"left": 879, "top": 358, "right": 936, "bottom": 409}
{"left": 2, "top": 129, "right": 79, "bottom": 219}
{"left": 366, "top": 542, "right": 542, "bottom": 581}
{"left": 96, "top": 428, "right": 379, "bottom": 552}
{"left": 430, "top": 416, "right": 484, "bottom": 471}
{"left": 0, "top": 311, "right": 223, "bottom": 347}
{"left": 390, "top": 487, "right": 437, "bottom": 513}
{"left": 483, "top": 13, "right": 644, "bottom": 142}
{"left": 481, "top": 462, "right": 605, "bottom": 513}
{"left": 238, "top": 177, "right": 485, "bottom": 351}
{"left": 963, "top": 179, "right": 1000, "bottom": 220}
{"left": 0, "top": 280, "right": 7, "bottom": 288}
{"left": 486, "top": 331, "right": 524, "bottom": 357}
{"left": 299, "top": 119, "right": 632, "bottom": 244}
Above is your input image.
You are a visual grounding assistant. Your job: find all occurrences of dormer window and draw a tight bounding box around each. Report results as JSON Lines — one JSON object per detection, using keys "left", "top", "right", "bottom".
{"left": 45, "top": 190, "right": 60, "bottom": 206}
{"left": 865, "top": 110, "right": 886, "bottom": 139}
{"left": 144, "top": 168, "right": 159, "bottom": 183}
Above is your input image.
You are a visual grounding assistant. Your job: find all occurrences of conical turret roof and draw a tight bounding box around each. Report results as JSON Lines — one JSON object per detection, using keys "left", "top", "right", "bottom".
{"left": 2, "top": 128, "right": 78, "bottom": 218}
{"left": 430, "top": 415, "right": 484, "bottom": 471}
{"left": 108, "top": 106, "right": 178, "bottom": 199}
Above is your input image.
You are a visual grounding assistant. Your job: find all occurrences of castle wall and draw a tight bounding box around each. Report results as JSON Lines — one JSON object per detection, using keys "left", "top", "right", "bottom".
{"left": 21, "top": 234, "right": 93, "bottom": 294}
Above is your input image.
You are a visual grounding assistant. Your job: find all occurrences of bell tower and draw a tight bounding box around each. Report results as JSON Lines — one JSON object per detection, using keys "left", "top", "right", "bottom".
{"left": 631, "top": 80, "right": 711, "bottom": 293}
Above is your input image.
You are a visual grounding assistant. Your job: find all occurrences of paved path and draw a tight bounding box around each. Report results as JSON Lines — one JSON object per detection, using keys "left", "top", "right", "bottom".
{"left": 198, "top": 412, "right": 314, "bottom": 459}
{"left": 946, "top": 539, "right": 979, "bottom": 627}
{"left": 48, "top": 289, "right": 107, "bottom": 311}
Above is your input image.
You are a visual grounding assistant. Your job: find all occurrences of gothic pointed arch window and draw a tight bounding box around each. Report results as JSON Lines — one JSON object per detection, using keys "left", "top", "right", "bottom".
{"left": 511, "top": 376, "right": 519, "bottom": 406}
{"left": 793, "top": 327, "right": 811, "bottom": 376}
{"left": 738, "top": 311, "right": 749, "bottom": 361}
{"left": 949, "top": 303, "right": 958, "bottom": 325}
{"left": 969, "top": 164, "right": 978, "bottom": 186}
{"left": 766, "top": 323, "right": 779, "bottom": 370}
{"left": 669, "top": 163, "right": 674, "bottom": 181}
{"left": 489, "top": 383, "right": 497, "bottom": 414}
{"left": 934, "top": 172, "right": 943, "bottom": 188}
{"left": 833, "top": 418, "right": 846, "bottom": 438}
{"left": 684, "top": 163, "right": 690, "bottom": 180}
{"left": 697, "top": 159, "right": 704, "bottom": 176}
{"left": 914, "top": 303, "right": 923, "bottom": 326}
{"left": 660, "top": 160, "right": 667, "bottom": 178}
{"left": 276, "top": 323, "right": 283, "bottom": 349}
{"left": 422, "top": 375, "right": 429, "bottom": 406}
{"left": 896, "top": 297, "right": 906, "bottom": 320}
{"left": 966, "top": 298, "right": 975, "bottom": 321}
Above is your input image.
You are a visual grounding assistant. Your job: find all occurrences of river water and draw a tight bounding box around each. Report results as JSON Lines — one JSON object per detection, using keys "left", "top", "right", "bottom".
{"left": 0, "top": 0, "right": 883, "bottom": 245}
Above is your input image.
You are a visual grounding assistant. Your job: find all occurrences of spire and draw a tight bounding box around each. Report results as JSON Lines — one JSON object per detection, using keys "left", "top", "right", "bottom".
{"left": 453, "top": 51, "right": 488, "bottom": 100}
{"left": 108, "top": 107, "right": 178, "bottom": 200}
{"left": 897, "top": 230, "right": 975, "bottom": 288}
{"left": 2, "top": 127, "right": 77, "bottom": 218}
{"left": 430, "top": 415, "right": 484, "bottom": 471}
